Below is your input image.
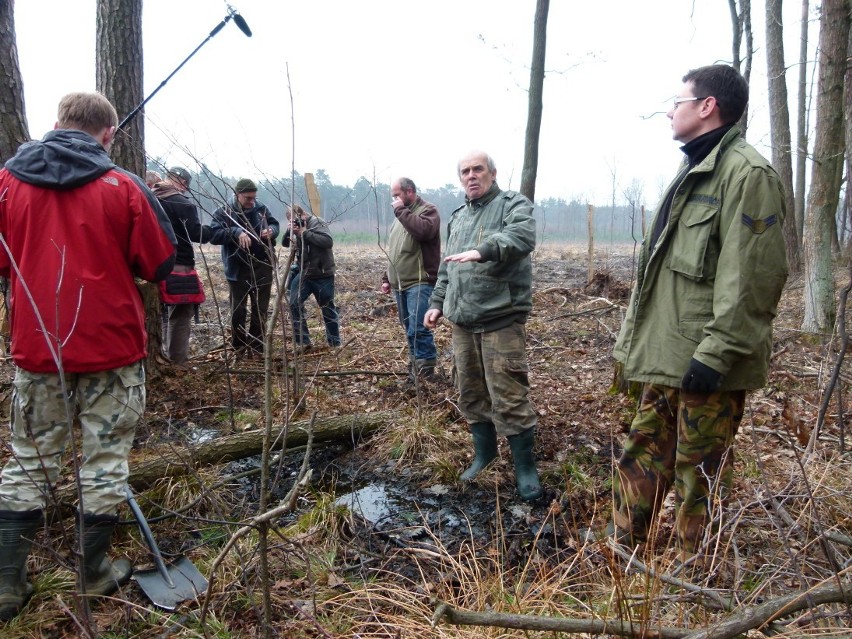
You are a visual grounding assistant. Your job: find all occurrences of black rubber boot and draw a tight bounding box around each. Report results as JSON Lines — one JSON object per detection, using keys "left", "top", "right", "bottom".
{"left": 414, "top": 358, "right": 438, "bottom": 380}
{"left": 80, "top": 513, "right": 132, "bottom": 597}
{"left": 0, "top": 509, "right": 42, "bottom": 621}
{"left": 460, "top": 422, "right": 498, "bottom": 481}
{"left": 507, "top": 428, "right": 543, "bottom": 502}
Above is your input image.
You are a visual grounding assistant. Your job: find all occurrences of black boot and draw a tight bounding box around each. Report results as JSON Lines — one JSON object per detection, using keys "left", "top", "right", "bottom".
{"left": 0, "top": 509, "right": 42, "bottom": 621}
{"left": 414, "top": 358, "right": 438, "bottom": 380}
{"left": 80, "top": 513, "right": 132, "bottom": 597}
{"left": 507, "top": 428, "right": 543, "bottom": 502}
{"left": 460, "top": 422, "right": 498, "bottom": 481}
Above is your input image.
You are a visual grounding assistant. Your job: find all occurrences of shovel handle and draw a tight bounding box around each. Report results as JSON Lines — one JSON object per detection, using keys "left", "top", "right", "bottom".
{"left": 125, "top": 486, "right": 177, "bottom": 589}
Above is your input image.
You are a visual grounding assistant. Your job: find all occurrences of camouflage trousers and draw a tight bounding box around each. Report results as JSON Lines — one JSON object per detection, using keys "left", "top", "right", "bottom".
{"left": 613, "top": 383, "right": 745, "bottom": 553}
{"left": 452, "top": 322, "right": 536, "bottom": 437}
{"left": 0, "top": 361, "right": 145, "bottom": 516}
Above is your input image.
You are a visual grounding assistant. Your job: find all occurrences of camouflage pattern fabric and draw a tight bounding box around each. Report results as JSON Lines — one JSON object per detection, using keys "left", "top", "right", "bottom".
{"left": 0, "top": 361, "right": 145, "bottom": 515}
{"left": 613, "top": 383, "right": 745, "bottom": 552}
{"left": 452, "top": 322, "right": 536, "bottom": 437}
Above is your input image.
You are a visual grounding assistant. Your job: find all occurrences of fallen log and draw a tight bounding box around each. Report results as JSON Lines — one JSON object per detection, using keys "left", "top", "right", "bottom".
{"left": 127, "top": 410, "right": 399, "bottom": 489}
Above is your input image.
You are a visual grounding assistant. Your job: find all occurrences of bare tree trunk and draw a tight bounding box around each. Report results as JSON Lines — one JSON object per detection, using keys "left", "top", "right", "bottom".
{"left": 795, "top": 0, "right": 810, "bottom": 247}
{"left": 728, "top": 0, "right": 754, "bottom": 137}
{"left": 96, "top": 0, "right": 166, "bottom": 370}
{"left": 845, "top": 23, "right": 852, "bottom": 254}
{"left": 766, "top": 0, "right": 801, "bottom": 273}
{"left": 0, "top": 0, "right": 29, "bottom": 163}
{"left": 96, "top": 0, "right": 144, "bottom": 177}
{"left": 520, "top": 0, "right": 549, "bottom": 202}
{"left": 802, "top": 0, "right": 850, "bottom": 335}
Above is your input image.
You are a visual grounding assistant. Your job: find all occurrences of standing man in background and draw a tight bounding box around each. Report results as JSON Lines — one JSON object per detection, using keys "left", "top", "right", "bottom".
{"left": 153, "top": 167, "right": 213, "bottom": 364}
{"left": 381, "top": 178, "right": 441, "bottom": 380}
{"left": 283, "top": 204, "right": 341, "bottom": 351}
{"left": 610, "top": 65, "right": 788, "bottom": 563}
{"left": 209, "top": 178, "right": 279, "bottom": 359}
{"left": 0, "top": 91, "right": 176, "bottom": 619}
{"left": 424, "top": 151, "right": 541, "bottom": 502}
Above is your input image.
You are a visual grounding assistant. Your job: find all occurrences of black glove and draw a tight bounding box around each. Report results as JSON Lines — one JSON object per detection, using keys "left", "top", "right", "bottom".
{"left": 680, "top": 358, "right": 723, "bottom": 393}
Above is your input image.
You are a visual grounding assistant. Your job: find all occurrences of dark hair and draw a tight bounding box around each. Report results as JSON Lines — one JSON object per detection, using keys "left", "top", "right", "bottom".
{"left": 397, "top": 177, "right": 417, "bottom": 193}
{"left": 682, "top": 65, "right": 749, "bottom": 124}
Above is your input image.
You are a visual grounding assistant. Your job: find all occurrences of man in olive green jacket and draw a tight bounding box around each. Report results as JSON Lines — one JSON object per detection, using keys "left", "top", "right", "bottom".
{"left": 425, "top": 151, "right": 541, "bottom": 502}
{"left": 610, "top": 65, "right": 788, "bottom": 560}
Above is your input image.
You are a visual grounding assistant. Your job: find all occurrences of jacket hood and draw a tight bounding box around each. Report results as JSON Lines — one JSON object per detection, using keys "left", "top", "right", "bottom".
{"left": 5, "top": 129, "right": 114, "bottom": 190}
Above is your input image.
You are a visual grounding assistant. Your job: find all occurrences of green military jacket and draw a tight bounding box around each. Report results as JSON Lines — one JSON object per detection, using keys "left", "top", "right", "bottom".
{"left": 613, "top": 126, "right": 788, "bottom": 390}
{"left": 430, "top": 184, "right": 535, "bottom": 332}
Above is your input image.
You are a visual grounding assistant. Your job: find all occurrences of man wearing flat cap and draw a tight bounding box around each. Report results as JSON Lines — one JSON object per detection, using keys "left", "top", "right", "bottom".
{"left": 209, "top": 178, "right": 280, "bottom": 358}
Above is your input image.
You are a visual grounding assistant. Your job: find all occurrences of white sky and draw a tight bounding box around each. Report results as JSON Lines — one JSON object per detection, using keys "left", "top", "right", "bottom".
{"left": 14, "top": 1, "right": 810, "bottom": 206}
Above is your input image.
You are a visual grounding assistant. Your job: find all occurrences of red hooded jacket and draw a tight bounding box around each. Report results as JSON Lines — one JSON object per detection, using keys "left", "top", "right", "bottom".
{"left": 0, "top": 130, "right": 176, "bottom": 373}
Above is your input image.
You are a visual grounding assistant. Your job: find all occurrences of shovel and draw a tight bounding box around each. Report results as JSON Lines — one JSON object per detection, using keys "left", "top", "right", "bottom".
{"left": 125, "top": 486, "right": 209, "bottom": 610}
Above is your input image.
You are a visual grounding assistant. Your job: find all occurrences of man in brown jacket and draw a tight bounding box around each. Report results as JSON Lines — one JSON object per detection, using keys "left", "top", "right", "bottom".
{"left": 381, "top": 178, "right": 441, "bottom": 378}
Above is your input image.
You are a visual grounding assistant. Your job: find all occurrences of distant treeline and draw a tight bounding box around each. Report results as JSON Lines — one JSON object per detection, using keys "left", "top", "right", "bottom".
{"left": 151, "top": 164, "right": 649, "bottom": 245}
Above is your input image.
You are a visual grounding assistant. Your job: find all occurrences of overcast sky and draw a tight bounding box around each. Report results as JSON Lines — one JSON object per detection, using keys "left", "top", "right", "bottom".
{"left": 14, "top": 1, "right": 810, "bottom": 206}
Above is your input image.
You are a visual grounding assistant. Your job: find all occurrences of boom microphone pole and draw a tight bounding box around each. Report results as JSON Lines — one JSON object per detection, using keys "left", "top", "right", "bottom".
{"left": 118, "top": 4, "right": 252, "bottom": 130}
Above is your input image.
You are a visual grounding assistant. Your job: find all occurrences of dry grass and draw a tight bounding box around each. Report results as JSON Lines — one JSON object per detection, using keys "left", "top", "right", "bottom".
{"left": 1, "top": 245, "right": 851, "bottom": 636}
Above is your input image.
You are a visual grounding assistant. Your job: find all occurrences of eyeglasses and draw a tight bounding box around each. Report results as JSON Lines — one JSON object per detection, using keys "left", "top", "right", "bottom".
{"left": 672, "top": 96, "right": 708, "bottom": 110}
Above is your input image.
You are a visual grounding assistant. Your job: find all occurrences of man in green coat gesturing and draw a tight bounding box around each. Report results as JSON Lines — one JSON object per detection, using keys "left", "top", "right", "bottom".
{"left": 610, "top": 65, "right": 788, "bottom": 562}
{"left": 425, "top": 151, "right": 541, "bottom": 502}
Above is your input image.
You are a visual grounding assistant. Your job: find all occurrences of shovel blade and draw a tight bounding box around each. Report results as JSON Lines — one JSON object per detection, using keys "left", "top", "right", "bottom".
{"left": 131, "top": 556, "right": 208, "bottom": 610}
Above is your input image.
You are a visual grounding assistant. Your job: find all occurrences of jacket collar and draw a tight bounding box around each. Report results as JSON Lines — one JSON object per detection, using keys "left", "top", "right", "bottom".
{"left": 682, "top": 124, "right": 739, "bottom": 171}
{"left": 466, "top": 182, "right": 501, "bottom": 208}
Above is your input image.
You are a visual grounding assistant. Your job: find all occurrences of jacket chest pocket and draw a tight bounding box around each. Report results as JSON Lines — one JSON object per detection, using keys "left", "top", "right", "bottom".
{"left": 666, "top": 203, "right": 719, "bottom": 281}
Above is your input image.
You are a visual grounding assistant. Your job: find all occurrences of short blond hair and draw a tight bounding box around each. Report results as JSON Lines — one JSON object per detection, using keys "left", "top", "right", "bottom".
{"left": 57, "top": 92, "right": 118, "bottom": 136}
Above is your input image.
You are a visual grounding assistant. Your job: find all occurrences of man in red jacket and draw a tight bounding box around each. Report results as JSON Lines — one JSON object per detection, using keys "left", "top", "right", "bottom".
{"left": 0, "top": 91, "right": 176, "bottom": 620}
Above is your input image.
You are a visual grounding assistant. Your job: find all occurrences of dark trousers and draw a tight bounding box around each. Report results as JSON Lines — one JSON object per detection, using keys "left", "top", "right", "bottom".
{"left": 228, "top": 265, "right": 273, "bottom": 352}
{"left": 289, "top": 274, "right": 340, "bottom": 347}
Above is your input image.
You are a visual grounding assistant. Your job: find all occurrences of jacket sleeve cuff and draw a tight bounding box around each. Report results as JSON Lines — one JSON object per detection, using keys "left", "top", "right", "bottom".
{"left": 476, "top": 242, "right": 497, "bottom": 261}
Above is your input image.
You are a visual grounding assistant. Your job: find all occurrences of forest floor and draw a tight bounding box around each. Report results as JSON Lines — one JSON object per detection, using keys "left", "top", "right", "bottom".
{"left": 0, "top": 243, "right": 850, "bottom": 638}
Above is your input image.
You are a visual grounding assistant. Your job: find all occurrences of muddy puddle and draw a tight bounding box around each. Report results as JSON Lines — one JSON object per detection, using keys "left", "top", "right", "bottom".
{"left": 225, "top": 446, "right": 578, "bottom": 564}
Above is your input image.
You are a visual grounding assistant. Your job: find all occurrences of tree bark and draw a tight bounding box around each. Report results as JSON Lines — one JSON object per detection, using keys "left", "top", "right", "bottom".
{"left": 845, "top": 17, "right": 852, "bottom": 253}
{"left": 96, "top": 0, "right": 144, "bottom": 176}
{"left": 728, "top": 0, "right": 753, "bottom": 137}
{"left": 0, "top": 0, "right": 30, "bottom": 163}
{"left": 766, "top": 0, "right": 801, "bottom": 273}
{"left": 520, "top": 0, "right": 549, "bottom": 202}
{"left": 802, "top": 0, "right": 850, "bottom": 335}
{"left": 126, "top": 411, "right": 399, "bottom": 489}
{"left": 794, "top": 0, "right": 810, "bottom": 248}
{"left": 96, "top": 0, "right": 165, "bottom": 369}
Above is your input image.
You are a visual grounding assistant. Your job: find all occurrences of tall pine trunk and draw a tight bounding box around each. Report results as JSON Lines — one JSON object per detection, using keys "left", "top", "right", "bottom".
{"left": 96, "top": 0, "right": 165, "bottom": 370}
{"left": 0, "top": 0, "right": 29, "bottom": 163}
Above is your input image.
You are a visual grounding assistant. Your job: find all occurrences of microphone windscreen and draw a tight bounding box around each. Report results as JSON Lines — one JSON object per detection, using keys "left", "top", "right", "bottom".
{"left": 233, "top": 13, "right": 252, "bottom": 37}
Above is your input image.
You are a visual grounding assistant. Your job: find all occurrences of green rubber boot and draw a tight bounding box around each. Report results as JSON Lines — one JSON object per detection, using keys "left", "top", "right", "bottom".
{"left": 460, "top": 422, "right": 498, "bottom": 481}
{"left": 507, "top": 428, "right": 543, "bottom": 502}
{"left": 0, "top": 510, "right": 42, "bottom": 621}
{"left": 80, "top": 514, "right": 132, "bottom": 597}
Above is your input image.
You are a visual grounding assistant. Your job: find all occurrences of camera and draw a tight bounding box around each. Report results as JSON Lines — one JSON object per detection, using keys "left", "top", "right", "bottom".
{"left": 293, "top": 217, "right": 305, "bottom": 227}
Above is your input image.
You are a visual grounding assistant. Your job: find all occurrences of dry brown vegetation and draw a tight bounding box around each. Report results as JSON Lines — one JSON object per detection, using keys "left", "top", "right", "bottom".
{"left": 0, "top": 243, "right": 850, "bottom": 638}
